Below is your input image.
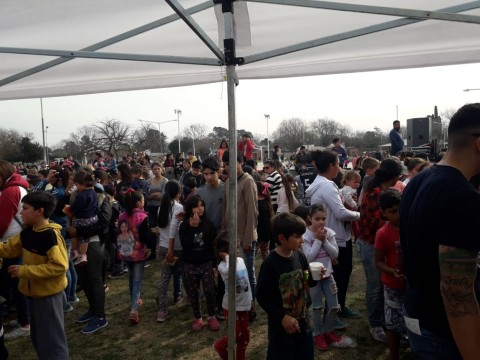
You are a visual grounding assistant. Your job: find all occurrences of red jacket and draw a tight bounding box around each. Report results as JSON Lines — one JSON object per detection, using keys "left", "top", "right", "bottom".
{"left": 238, "top": 139, "right": 254, "bottom": 161}
{"left": 0, "top": 173, "right": 29, "bottom": 238}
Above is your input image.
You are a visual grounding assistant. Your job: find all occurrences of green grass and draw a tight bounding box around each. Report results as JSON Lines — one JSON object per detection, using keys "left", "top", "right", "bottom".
{"left": 5, "top": 248, "right": 418, "bottom": 359}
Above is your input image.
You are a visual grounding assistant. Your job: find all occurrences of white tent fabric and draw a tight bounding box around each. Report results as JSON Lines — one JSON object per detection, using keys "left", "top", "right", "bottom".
{"left": 1, "top": 0, "right": 480, "bottom": 100}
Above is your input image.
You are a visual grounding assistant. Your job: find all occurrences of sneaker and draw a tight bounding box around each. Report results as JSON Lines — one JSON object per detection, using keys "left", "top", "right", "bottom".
{"left": 76, "top": 309, "right": 95, "bottom": 323}
{"left": 4, "top": 325, "right": 30, "bottom": 340}
{"left": 333, "top": 318, "right": 349, "bottom": 330}
{"left": 174, "top": 295, "right": 184, "bottom": 305}
{"left": 8, "top": 319, "right": 19, "bottom": 328}
{"left": 156, "top": 310, "right": 174, "bottom": 322}
{"left": 108, "top": 271, "right": 125, "bottom": 279}
{"left": 74, "top": 254, "right": 88, "bottom": 267}
{"left": 248, "top": 311, "right": 257, "bottom": 324}
{"left": 339, "top": 306, "right": 361, "bottom": 319}
{"left": 324, "top": 331, "right": 356, "bottom": 348}
{"left": 370, "top": 326, "right": 387, "bottom": 342}
{"left": 129, "top": 311, "right": 140, "bottom": 325}
{"left": 314, "top": 334, "right": 329, "bottom": 351}
{"left": 71, "top": 295, "right": 80, "bottom": 303}
{"left": 144, "top": 262, "right": 151, "bottom": 268}
{"left": 215, "top": 309, "right": 225, "bottom": 321}
{"left": 213, "top": 340, "right": 228, "bottom": 360}
{"left": 81, "top": 317, "right": 108, "bottom": 334}
{"left": 192, "top": 318, "right": 203, "bottom": 331}
{"left": 64, "top": 303, "right": 74, "bottom": 313}
{"left": 207, "top": 316, "right": 221, "bottom": 331}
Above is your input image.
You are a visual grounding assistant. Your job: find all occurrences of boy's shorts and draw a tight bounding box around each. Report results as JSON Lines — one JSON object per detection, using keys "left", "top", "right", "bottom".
{"left": 384, "top": 286, "right": 406, "bottom": 333}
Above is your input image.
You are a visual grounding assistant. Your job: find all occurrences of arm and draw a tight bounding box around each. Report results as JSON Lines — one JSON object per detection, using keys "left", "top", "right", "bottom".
{"left": 0, "top": 234, "right": 23, "bottom": 258}
{"left": 301, "top": 237, "right": 322, "bottom": 263}
{"left": 241, "top": 179, "right": 258, "bottom": 249}
{"left": 0, "top": 186, "right": 22, "bottom": 238}
{"left": 323, "top": 230, "right": 339, "bottom": 259}
{"left": 138, "top": 218, "right": 150, "bottom": 246}
{"left": 18, "top": 245, "right": 68, "bottom": 279}
{"left": 323, "top": 184, "right": 360, "bottom": 221}
{"left": 439, "top": 245, "right": 480, "bottom": 360}
{"left": 256, "top": 260, "right": 286, "bottom": 326}
{"left": 276, "top": 187, "right": 289, "bottom": 213}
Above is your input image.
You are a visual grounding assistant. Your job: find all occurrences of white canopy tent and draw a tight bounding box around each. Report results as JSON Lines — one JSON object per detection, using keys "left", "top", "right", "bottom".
{"left": 2, "top": 1, "right": 480, "bottom": 357}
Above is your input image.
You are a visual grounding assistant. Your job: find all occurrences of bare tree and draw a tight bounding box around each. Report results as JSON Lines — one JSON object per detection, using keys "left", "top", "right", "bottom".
{"left": 271, "top": 117, "right": 308, "bottom": 151}
{"left": 310, "top": 118, "right": 343, "bottom": 146}
{"left": 92, "top": 119, "right": 131, "bottom": 157}
{"left": 184, "top": 123, "right": 208, "bottom": 154}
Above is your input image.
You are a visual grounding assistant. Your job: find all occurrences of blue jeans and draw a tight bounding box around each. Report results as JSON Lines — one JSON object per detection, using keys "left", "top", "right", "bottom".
{"left": 239, "top": 241, "right": 257, "bottom": 301}
{"left": 310, "top": 276, "right": 339, "bottom": 336}
{"left": 65, "top": 243, "right": 78, "bottom": 302}
{"left": 406, "top": 325, "right": 462, "bottom": 360}
{"left": 357, "top": 240, "right": 384, "bottom": 327}
{"left": 126, "top": 261, "right": 145, "bottom": 312}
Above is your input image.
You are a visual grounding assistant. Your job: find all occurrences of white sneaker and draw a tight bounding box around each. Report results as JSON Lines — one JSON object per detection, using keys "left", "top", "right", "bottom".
{"left": 8, "top": 319, "right": 19, "bottom": 328}
{"left": 370, "top": 326, "right": 387, "bottom": 342}
{"left": 4, "top": 325, "right": 30, "bottom": 340}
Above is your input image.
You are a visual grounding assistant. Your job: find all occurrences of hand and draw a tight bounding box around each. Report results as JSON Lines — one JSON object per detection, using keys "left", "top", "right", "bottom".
{"left": 166, "top": 248, "right": 174, "bottom": 263}
{"left": 314, "top": 227, "right": 327, "bottom": 242}
{"left": 281, "top": 314, "right": 301, "bottom": 334}
{"left": 175, "top": 212, "right": 185, "bottom": 222}
{"left": 7, "top": 265, "right": 20, "bottom": 278}
{"left": 393, "top": 268, "right": 406, "bottom": 280}
{"left": 189, "top": 213, "right": 200, "bottom": 227}
{"left": 46, "top": 169, "right": 59, "bottom": 183}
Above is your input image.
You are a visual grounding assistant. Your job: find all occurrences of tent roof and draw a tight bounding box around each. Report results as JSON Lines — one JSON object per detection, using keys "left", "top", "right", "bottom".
{"left": 1, "top": 0, "right": 480, "bottom": 100}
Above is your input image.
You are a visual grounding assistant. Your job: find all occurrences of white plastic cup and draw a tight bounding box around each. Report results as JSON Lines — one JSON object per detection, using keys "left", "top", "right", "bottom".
{"left": 309, "top": 262, "right": 324, "bottom": 281}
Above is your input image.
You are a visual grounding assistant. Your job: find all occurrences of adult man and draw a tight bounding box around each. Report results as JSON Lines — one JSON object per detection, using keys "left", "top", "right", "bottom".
{"left": 389, "top": 120, "right": 404, "bottom": 156}
{"left": 400, "top": 104, "right": 480, "bottom": 360}
{"left": 295, "top": 146, "right": 309, "bottom": 174}
{"left": 237, "top": 133, "right": 254, "bottom": 162}
{"left": 331, "top": 138, "right": 348, "bottom": 168}
{"left": 263, "top": 160, "right": 282, "bottom": 212}
{"left": 222, "top": 150, "right": 258, "bottom": 322}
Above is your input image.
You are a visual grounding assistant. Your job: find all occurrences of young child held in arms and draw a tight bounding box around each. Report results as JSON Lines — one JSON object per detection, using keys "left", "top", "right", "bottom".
{"left": 374, "top": 189, "right": 406, "bottom": 360}
{"left": 213, "top": 231, "right": 252, "bottom": 360}
{"left": 257, "top": 212, "right": 317, "bottom": 360}
{"left": 0, "top": 192, "right": 69, "bottom": 359}
{"left": 66, "top": 170, "right": 99, "bottom": 266}
{"left": 301, "top": 204, "right": 356, "bottom": 350}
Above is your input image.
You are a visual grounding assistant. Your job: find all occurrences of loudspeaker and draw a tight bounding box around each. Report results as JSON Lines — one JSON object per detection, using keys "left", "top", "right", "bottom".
{"left": 407, "top": 117, "right": 442, "bottom": 147}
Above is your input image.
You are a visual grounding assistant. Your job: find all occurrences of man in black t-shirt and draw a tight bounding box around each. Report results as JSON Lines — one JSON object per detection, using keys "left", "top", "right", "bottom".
{"left": 400, "top": 103, "right": 480, "bottom": 360}
{"left": 299, "top": 164, "right": 317, "bottom": 206}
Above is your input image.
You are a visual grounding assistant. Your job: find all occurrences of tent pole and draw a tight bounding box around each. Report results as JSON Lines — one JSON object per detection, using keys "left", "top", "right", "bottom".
{"left": 223, "top": 1, "right": 238, "bottom": 358}
{"left": 40, "top": 98, "right": 47, "bottom": 163}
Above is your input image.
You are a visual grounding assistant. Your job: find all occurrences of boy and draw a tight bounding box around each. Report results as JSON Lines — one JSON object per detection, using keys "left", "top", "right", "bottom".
{"left": 0, "top": 192, "right": 69, "bottom": 359}
{"left": 374, "top": 189, "right": 406, "bottom": 360}
{"left": 257, "top": 212, "right": 317, "bottom": 360}
{"left": 213, "top": 232, "right": 252, "bottom": 360}
{"left": 357, "top": 157, "right": 380, "bottom": 207}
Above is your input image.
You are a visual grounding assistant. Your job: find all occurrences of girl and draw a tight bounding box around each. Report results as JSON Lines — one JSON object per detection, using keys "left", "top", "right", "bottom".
{"left": 156, "top": 180, "right": 184, "bottom": 322}
{"left": 302, "top": 204, "right": 356, "bottom": 350}
{"left": 116, "top": 189, "right": 150, "bottom": 324}
{"left": 256, "top": 181, "right": 274, "bottom": 257}
{"left": 217, "top": 140, "right": 228, "bottom": 161}
{"left": 68, "top": 170, "right": 99, "bottom": 266}
{"left": 276, "top": 173, "right": 299, "bottom": 213}
{"left": 179, "top": 195, "right": 219, "bottom": 331}
{"left": 340, "top": 170, "right": 361, "bottom": 210}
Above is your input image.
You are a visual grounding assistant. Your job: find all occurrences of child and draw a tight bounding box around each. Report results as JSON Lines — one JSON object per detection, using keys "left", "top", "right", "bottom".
{"left": 256, "top": 181, "right": 274, "bottom": 257}
{"left": 276, "top": 173, "right": 300, "bottom": 213}
{"left": 131, "top": 165, "right": 149, "bottom": 207}
{"left": 116, "top": 189, "right": 151, "bottom": 324}
{"left": 156, "top": 180, "right": 184, "bottom": 322}
{"left": 301, "top": 204, "right": 356, "bottom": 350}
{"left": 340, "top": 170, "right": 361, "bottom": 210}
{"left": 183, "top": 176, "right": 197, "bottom": 200}
{"left": 357, "top": 157, "right": 380, "bottom": 207}
{"left": 0, "top": 192, "right": 69, "bottom": 359}
{"left": 68, "top": 170, "right": 99, "bottom": 266}
{"left": 179, "top": 195, "right": 219, "bottom": 331}
{"left": 213, "top": 231, "right": 252, "bottom": 360}
{"left": 256, "top": 212, "right": 317, "bottom": 360}
{"left": 374, "top": 189, "right": 406, "bottom": 360}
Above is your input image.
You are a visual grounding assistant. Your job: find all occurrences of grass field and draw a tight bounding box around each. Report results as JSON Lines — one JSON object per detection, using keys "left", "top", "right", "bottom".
{"left": 5, "top": 248, "right": 418, "bottom": 360}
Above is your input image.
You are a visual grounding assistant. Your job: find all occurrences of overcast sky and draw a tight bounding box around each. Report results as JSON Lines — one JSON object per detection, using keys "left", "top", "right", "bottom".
{"left": 1, "top": 62, "right": 479, "bottom": 148}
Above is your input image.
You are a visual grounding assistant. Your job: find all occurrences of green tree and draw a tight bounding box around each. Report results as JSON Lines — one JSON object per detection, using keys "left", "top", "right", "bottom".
{"left": 19, "top": 136, "right": 43, "bottom": 162}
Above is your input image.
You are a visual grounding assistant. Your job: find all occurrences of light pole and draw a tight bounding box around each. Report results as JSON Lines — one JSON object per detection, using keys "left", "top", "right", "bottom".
{"left": 40, "top": 98, "right": 47, "bottom": 163}
{"left": 191, "top": 125, "right": 196, "bottom": 156}
{"left": 463, "top": 88, "right": 480, "bottom": 92}
{"left": 45, "top": 126, "right": 49, "bottom": 161}
{"left": 174, "top": 109, "right": 182, "bottom": 154}
{"left": 138, "top": 118, "right": 179, "bottom": 154}
{"left": 264, "top": 114, "right": 270, "bottom": 161}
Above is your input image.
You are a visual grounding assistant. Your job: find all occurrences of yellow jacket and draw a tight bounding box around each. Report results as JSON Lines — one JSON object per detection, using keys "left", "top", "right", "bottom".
{"left": 0, "top": 222, "right": 68, "bottom": 298}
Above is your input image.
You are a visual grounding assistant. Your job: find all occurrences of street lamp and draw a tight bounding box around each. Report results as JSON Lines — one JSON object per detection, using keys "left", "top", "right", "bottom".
{"left": 174, "top": 109, "right": 182, "bottom": 154}
{"left": 191, "top": 125, "right": 196, "bottom": 156}
{"left": 138, "top": 118, "right": 179, "bottom": 154}
{"left": 264, "top": 114, "right": 270, "bottom": 161}
{"left": 463, "top": 88, "right": 480, "bottom": 92}
{"left": 45, "top": 126, "right": 49, "bottom": 161}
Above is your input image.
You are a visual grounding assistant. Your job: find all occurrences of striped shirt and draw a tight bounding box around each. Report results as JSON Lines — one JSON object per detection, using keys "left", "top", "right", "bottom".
{"left": 266, "top": 171, "right": 282, "bottom": 205}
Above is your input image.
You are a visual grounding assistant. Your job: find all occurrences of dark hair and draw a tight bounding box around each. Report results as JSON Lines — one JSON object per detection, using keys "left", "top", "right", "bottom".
{"left": 263, "top": 160, "right": 276, "bottom": 169}
{"left": 104, "top": 184, "right": 115, "bottom": 197}
{"left": 332, "top": 137, "right": 340, "bottom": 144}
{"left": 361, "top": 157, "right": 380, "bottom": 171}
{"left": 50, "top": 165, "right": 71, "bottom": 188}
{"left": 256, "top": 181, "right": 274, "bottom": 218}
{"left": 192, "top": 160, "right": 202, "bottom": 170}
{"left": 22, "top": 192, "right": 57, "bottom": 219}
{"left": 218, "top": 140, "right": 229, "bottom": 149}
{"left": 393, "top": 120, "right": 400, "bottom": 125}
{"left": 312, "top": 150, "right": 338, "bottom": 173}
{"left": 246, "top": 159, "right": 256, "bottom": 168}
{"left": 183, "top": 195, "right": 206, "bottom": 224}
{"left": 309, "top": 203, "right": 327, "bottom": 216}
{"left": 243, "top": 165, "right": 253, "bottom": 176}
{"left": 0, "top": 160, "right": 16, "bottom": 188}
{"left": 117, "top": 163, "right": 131, "bottom": 184}
{"left": 222, "top": 149, "right": 243, "bottom": 164}
{"left": 151, "top": 162, "right": 161, "bottom": 169}
{"left": 281, "top": 173, "right": 296, "bottom": 211}
{"left": 214, "top": 230, "right": 230, "bottom": 256}
{"left": 405, "top": 157, "right": 425, "bottom": 172}
{"left": 271, "top": 212, "right": 306, "bottom": 245}
{"left": 379, "top": 189, "right": 401, "bottom": 210}
{"left": 366, "top": 158, "right": 403, "bottom": 192}
{"left": 131, "top": 164, "right": 143, "bottom": 175}
{"left": 448, "top": 103, "right": 480, "bottom": 149}
{"left": 158, "top": 180, "right": 182, "bottom": 228}
{"left": 202, "top": 157, "right": 220, "bottom": 172}
{"left": 292, "top": 206, "right": 310, "bottom": 223}
{"left": 123, "top": 189, "right": 143, "bottom": 215}
{"left": 73, "top": 170, "right": 95, "bottom": 187}
{"left": 185, "top": 176, "right": 197, "bottom": 188}
{"left": 470, "top": 173, "right": 480, "bottom": 189}
{"left": 94, "top": 169, "right": 108, "bottom": 184}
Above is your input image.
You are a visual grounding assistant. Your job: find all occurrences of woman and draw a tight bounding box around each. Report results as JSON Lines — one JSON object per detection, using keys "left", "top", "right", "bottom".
{"left": 174, "top": 153, "right": 185, "bottom": 180}
{"left": 146, "top": 162, "right": 168, "bottom": 262}
{"left": 0, "top": 160, "right": 30, "bottom": 340}
{"left": 305, "top": 150, "right": 361, "bottom": 330}
{"left": 276, "top": 173, "right": 299, "bottom": 213}
{"left": 357, "top": 158, "right": 403, "bottom": 343}
{"left": 217, "top": 140, "right": 228, "bottom": 161}
{"left": 163, "top": 154, "right": 175, "bottom": 180}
